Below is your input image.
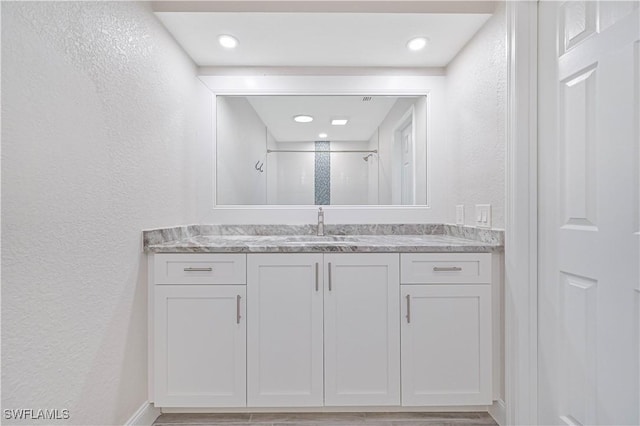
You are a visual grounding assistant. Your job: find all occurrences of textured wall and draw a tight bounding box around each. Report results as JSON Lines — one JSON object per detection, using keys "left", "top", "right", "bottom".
{"left": 445, "top": 3, "right": 506, "bottom": 228}
{"left": 1, "top": 2, "right": 212, "bottom": 424}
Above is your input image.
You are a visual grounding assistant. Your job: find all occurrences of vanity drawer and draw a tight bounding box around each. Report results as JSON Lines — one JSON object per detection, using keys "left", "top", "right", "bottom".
{"left": 154, "top": 253, "right": 246, "bottom": 285}
{"left": 400, "top": 253, "right": 491, "bottom": 284}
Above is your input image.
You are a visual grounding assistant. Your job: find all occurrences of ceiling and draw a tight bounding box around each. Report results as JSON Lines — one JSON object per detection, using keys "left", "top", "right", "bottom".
{"left": 155, "top": 12, "right": 492, "bottom": 67}
{"left": 241, "top": 95, "right": 414, "bottom": 142}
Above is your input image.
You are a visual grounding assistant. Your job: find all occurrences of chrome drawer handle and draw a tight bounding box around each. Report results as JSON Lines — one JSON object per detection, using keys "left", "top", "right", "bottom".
{"left": 433, "top": 266, "right": 462, "bottom": 272}
{"left": 406, "top": 294, "right": 411, "bottom": 324}
{"left": 315, "top": 262, "right": 319, "bottom": 292}
{"left": 236, "top": 295, "right": 242, "bottom": 324}
{"left": 183, "top": 267, "right": 213, "bottom": 272}
{"left": 328, "top": 262, "right": 332, "bottom": 291}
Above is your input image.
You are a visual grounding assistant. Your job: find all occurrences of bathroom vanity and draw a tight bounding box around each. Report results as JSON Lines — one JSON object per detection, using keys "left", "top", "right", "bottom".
{"left": 144, "top": 225, "right": 503, "bottom": 411}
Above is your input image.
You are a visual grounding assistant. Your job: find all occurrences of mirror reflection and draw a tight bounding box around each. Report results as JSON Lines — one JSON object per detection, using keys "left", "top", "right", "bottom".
{"left": 216, "top": 95, "right": 427, "bottom": 206}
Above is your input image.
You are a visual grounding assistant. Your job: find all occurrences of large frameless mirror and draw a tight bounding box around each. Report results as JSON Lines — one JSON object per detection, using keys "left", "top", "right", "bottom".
{"left": 215, "top": 95, "right": 428, "bottom": 206}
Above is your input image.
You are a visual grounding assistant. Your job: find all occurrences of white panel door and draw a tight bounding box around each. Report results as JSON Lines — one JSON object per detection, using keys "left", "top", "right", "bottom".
{"left": 154, "top": 285, "right": 246, "bottom": 407}
{"left": 247, "top": 254, "right": 324, "bottom": 407}
{"left": 538, "top": 2, "right": 640, "bottom": 424}
{"left": 401, "top": 284, "right": 492, "bottom": 406}
{"left": 324, "top": 253, "right": 400, "bottom": 406}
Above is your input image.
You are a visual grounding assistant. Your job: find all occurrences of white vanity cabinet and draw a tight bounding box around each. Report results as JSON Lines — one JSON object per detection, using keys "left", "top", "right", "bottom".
{"left": 150, "top": 250, "right": 495, "bottom": 410}
{"left": 152, "top": 254, "right": 247, "bottom": 407}
{"left": 323, "top": 253, "right": 400, "bottom": 406}
{"left": 246, "top": 254, "right": 324, "bottom": 407}
{"left": 400, "top": 253, "right": 492, "bottom": 406}
{"left": 246, "top": 253, "right": 400, "bottom": 407}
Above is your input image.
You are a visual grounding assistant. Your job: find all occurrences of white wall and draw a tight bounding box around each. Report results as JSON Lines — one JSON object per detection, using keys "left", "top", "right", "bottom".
{"left": 1, "top": 2, "right": 212, "bottom": 424}
{"left": 216, "top": 96, "right": 267, "bottom": 205}
{"left": 446, "top": 3, "right": 506, "bottom": 228}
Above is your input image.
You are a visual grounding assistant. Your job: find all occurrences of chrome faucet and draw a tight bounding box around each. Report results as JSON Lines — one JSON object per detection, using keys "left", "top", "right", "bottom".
{"left": 317, "top": 207, "right": 325, "bottom": 236}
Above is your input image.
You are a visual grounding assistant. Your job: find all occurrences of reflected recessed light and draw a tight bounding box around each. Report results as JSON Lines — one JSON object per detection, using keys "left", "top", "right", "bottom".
{"left": 218, "top": 34, "right": 238, "bottom": 49}
{"left": 318, "top": 133, "right": 328, "bottom": 138}
{"left": 407, "top": 37, "right": 428, "bottom": 51}
{"left": 331, "top": 119, "right": 348, "bottom": 126}
{"left": 293, "top": 115, "right": 314, "bottom": 123}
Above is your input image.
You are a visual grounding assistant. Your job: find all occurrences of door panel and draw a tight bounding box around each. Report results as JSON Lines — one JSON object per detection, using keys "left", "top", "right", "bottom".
{"left": 538, "top": 2, "right": 640, "bottom": 424}
{"left": 401, "top": 285, "right": 492, "bottom": 406}
{"left": 324, "top": 253, "right": 400, "bottom": 406}
{"left": 247, "top": 254, "right": 324, "bottom": 407}
{"left": 154, "top": 285, "right": 246, "bottom": 407}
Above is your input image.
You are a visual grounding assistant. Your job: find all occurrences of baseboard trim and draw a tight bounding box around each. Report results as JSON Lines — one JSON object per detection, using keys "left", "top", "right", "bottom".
{"left": 124, "top": 401, "right": 161, "bottom": 426}
{"left": 488, "top": 399, "right": 506, "bottom": 426}
{"left": 161, "top": 405, "right": 490, "bottom": 413}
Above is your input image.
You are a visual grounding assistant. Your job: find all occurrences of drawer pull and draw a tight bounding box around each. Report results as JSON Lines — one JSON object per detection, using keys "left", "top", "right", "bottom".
{"left": 406, "top": 294, "right": 411, "bottom": 324}
{"left": 328, "top": 262, "right": 332, "bottom": 291}
{"left": 433, "top": 266, "right": 462, "bottom": 272}
{"left": 236, "top": 295, "right": 242, "bottom": 324}
{"left": 315, "top": 262, "right": 319, "bottom": 292}
{"left": 183, "top": 267, "right": 213, "bottom": 272}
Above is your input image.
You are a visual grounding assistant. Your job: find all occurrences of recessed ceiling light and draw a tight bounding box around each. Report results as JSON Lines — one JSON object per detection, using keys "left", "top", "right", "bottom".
{"left": 318, "top": 133, "right": 328, "bottom": 138}
{"left": 218, "top": 34, "right": 238, "bottom": 49}
{"left": 331, "top": 119, "right": 348, "bottom": 126}
{"left": 293, "top": 115, "right": 314, "bottom": 123}
{"left": 407, "top": 37, "right": 428, "bottom": 51}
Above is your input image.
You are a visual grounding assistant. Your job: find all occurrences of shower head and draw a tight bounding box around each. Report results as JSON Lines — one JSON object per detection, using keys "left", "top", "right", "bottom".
{"left": 363, "top": 153, "right": 374, "bottom": 162}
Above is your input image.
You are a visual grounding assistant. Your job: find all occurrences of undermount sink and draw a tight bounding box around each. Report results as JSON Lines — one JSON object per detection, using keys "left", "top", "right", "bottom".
{"left": 278, "top": 235, "right": 360, "bottom": 245}
{"left": 280, "top": 240, "right": 350, "bottom": 246}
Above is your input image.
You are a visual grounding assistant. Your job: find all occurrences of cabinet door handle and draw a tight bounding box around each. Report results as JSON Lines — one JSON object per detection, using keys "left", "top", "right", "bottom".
{"left": 236, "top": 295, "right": 242, "bottom": 324}
{"left": 328, "top": 262, "right": 332, "bottom": 291}
{"left": 315, "top": 262, "right": 319, "bottom": 292}
{"left": 406, "top": 294, "right": 411, "bottom": 324}
{"left": 184, "top": 267, "right": 213, "bottom": 272}
{"left": 433, "top": 266, "right": 462, "bottom": 272}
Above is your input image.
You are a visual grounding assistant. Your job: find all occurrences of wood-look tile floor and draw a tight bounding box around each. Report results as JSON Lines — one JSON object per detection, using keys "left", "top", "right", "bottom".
{"left": 154, "top": 412, "right": 497, "bottom": 426}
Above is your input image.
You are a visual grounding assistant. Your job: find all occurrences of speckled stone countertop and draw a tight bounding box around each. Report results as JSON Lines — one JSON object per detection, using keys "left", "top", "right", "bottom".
{"left": 143, "top": 224, "right": 503, "bottom": 254}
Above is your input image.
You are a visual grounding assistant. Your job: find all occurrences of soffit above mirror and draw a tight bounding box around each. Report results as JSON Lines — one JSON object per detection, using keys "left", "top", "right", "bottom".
{"left": 154, "top": 11, "right": 492, "bottom": 67}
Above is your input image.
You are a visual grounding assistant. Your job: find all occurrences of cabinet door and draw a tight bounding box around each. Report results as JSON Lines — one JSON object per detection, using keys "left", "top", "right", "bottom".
{"left": 247, "top": 254, "right": 324, "bottom": 407}
{"left": 401, "top": 284, "right": 491, "bottom": 406}
{"left": 154, "top": 285, "right": 246, "bottom": 407}
{"left": 324, "top": 253, "right": 400, "bottom": 406}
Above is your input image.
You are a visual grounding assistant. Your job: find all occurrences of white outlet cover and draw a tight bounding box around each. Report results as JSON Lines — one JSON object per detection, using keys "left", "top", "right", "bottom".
{"left": 475, "top": 204, "right": 491, "bottom": 228}
{"left": 456, "top": 205, "right": 465, "bottom": 225}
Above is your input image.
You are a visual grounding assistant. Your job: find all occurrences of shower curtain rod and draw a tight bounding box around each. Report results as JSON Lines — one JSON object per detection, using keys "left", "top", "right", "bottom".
{"left": 266, "top": 149, "right": 378, "bottom": 154}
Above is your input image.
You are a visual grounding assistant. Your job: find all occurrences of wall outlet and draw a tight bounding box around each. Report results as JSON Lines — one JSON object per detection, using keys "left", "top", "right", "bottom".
{"left": 456, "top": 205, "right": 465, "bottom": 225}
{"left": 475, "top": 204, "right": 492, "bottom": 228}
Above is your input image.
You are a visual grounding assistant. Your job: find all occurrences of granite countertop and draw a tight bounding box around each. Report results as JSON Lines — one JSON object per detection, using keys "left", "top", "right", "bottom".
{"left": 144, "top": 225, "right": 503, "bottom": 254}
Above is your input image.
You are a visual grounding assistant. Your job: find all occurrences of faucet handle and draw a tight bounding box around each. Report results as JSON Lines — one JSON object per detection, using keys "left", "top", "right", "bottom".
{"left": 317, "top": 207, "right": 325, "bottom": 236}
